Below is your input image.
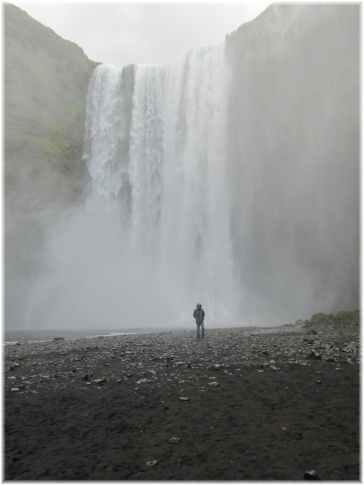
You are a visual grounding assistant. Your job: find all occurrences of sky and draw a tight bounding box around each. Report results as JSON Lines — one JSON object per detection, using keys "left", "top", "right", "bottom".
{"left": 9, "top": 1, "right": 273, "bottom": 67}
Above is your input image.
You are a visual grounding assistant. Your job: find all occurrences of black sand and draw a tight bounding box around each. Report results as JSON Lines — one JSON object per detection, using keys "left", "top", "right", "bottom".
{"left": 4, "top": 323, "right": 360, "bottom": 480}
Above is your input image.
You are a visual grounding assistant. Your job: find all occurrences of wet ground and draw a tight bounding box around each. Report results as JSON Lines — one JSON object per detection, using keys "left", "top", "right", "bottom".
{"left": 4, "top": 322, "right": 360, "bottom": 480}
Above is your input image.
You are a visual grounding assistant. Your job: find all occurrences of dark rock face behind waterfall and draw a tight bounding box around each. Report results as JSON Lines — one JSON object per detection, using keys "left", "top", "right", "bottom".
{"left": 225, "top": 5, "right": 360, "bottom": 322}
{"left": 4, "top": 4, "right": 97, "bottom": 326}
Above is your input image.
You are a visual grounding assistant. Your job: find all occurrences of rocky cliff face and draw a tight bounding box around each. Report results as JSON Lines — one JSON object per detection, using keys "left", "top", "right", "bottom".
{"left": 4, "top": 4, "right": 97, "bottom": 325}
{"left": 5, "top": 4, "right": 97, "bottom": 209}
{"left": 225, "top": 5, "right": 360, "bottom": 318}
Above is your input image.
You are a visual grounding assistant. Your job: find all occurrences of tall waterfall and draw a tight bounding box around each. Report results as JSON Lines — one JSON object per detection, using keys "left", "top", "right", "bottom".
{"left": 79, "top": 43, "right": 240, "bottom": 326}
{"left": 11, "top": 5, "right": 359, "bottom": 331}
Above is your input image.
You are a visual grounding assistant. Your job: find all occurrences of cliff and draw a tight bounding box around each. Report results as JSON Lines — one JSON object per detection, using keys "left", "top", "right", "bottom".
{"left": 4, "top": 3, "right": 97, "bottom": 325}
{"left": 225, "top": 5, "right": 360, "bottom": 317}
{"left": 4, "top": 3, "right": 97, "bottom": 211}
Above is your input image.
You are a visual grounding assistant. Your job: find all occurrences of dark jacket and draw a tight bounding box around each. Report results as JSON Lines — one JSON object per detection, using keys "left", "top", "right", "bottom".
{"left": 193, "top": 307, "right": 205, "bottom": 324}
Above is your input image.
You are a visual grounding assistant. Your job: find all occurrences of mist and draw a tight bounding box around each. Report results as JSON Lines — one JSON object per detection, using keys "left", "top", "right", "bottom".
{"left": 225, "top": 4, "right": 359, "bottom": 324}
{"left": 5, "top": 4, "right": 360, "bottom": 331}
{"left": 24, "top": 203, "right": 173, "bottom": 329}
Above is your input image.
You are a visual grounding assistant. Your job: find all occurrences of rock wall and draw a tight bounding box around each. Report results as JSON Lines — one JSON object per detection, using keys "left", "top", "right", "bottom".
{"left": 4, "top": 3, "right": 97, "bottom": 209}
{"left": 4, "top": 4, "right": 97, "bottom": 325}
{"left": 225, "top": 5, "right": 360, "bottom": 320}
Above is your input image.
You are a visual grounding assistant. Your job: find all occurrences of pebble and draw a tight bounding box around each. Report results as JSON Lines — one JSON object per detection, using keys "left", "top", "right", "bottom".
{"left": 3, "top": 318, "right": 359, "bottom": 396}
{"left": 168, "top": 437, "right": 181, "bottom": 443}
{"left": 304, "top": 469, "right": 320, "bottom": 480}
{"left": 94, "top": 378, "right": 107, "bottom": 385}
{"left": 136, "top": 379, "right": 148, "bottom": 384}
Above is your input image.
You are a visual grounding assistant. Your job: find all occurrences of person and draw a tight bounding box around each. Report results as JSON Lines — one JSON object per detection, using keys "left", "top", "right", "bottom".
{"left": 193, "top": 303, "right": 205, "bottom": 340}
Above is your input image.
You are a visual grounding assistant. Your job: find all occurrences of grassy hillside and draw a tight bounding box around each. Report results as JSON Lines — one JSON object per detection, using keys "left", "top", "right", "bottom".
{"left": 4, "top": 3, "right": 98, "bottom": 326}
{"left": 4, "top": 3, "right": 98, "bottom": 211}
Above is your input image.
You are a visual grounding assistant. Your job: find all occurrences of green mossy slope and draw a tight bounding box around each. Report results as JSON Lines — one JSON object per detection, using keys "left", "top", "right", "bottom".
{"left": 4, "top": 3, "right": 98, "bottom": 327}
{"left": 4, "top": 3, "right": 98, "bottom": 211}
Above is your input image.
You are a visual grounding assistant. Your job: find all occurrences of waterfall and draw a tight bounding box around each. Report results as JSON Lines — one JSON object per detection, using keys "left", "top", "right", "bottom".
{"left": 80, "top": 43, "right": 240, "bottom": 326}
{"left": 18, "top": 6, "right": 359, "bottom": 331}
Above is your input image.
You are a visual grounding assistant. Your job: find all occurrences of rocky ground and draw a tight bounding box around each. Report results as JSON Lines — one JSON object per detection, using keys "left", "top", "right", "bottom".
{"left": 4, "top": 313, "right": 360, "bottom": 480}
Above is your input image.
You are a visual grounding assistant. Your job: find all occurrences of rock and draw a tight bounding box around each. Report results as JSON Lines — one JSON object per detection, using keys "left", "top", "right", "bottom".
{"left": 303, "top": 338, "right": 315, "bottom": 344}
{"left": 81, "top": 374, "right": 89, "bottom": 381}
{"left": 208, "top": 381, "right": 219, "bottom": 386}
{"left": 53, "top": 337, "right": 65, "bottom": 341}
{"left": 94, "top": 378, "right": 107, "bottom": 385}
{"left": 304, "top": 470, "right": 320, "bottom": 480}
{"left": 168, "top": 437, "right": 181, "bottom": 443}
{"left": 3, "top": 319, "right": 359, "bottom": 399}
{"left": 136, "top": 378, "right": 148, "bottom": 384}
{"left": 308, "top": 350, "right": 321, "bottom": 360}
{"left": 344, "top": 342, "right": 358, "bottom": 352}
{"left": 146, "top": 460, "right": 158, "bottom": 467}
{"left": 324, "top": 357, "right": 335, "bottom": 363}
{"left": 179, "top": 396, "right": 190, "bottom": 401}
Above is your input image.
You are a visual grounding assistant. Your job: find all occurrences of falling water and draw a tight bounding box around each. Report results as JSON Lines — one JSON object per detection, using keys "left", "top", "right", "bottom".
{"left": 12, "top": 5, "right": 359, "bottom": 331}
{"left": 81, "top": 43, "right": 240, "bottom": 326}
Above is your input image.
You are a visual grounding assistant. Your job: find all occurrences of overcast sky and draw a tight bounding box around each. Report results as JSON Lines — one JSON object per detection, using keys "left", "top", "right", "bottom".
{"left": 10, "top": 1, "right": 273, "bottom": 66}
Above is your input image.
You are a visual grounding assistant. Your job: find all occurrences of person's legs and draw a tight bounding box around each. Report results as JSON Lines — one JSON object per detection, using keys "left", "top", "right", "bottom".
{"left": 196, "top": 324, "right": 200, "bottom": 339}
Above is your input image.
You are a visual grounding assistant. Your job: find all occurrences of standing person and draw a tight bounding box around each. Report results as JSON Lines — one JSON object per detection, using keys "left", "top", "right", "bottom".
{"left": 193, "top": 303, "right": 205, "bottom": 340}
